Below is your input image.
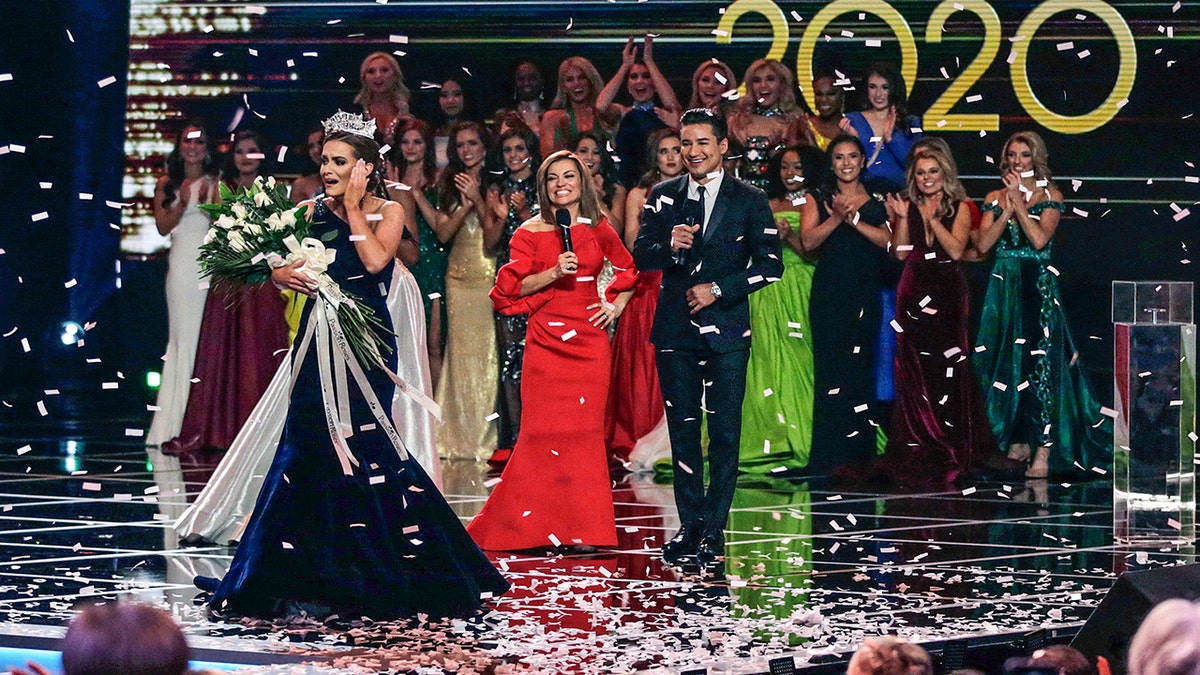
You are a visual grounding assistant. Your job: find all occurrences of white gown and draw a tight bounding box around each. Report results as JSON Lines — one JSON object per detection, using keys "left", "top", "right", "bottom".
{"left": 147, "top": 180, "right": 211, "bottom": 446}
{"left": 175, "top": 262, "right": 442, "bottom": 544}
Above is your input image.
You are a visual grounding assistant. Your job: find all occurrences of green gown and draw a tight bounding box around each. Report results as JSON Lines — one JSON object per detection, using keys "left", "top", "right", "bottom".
{"left": 738, "top": 211, "right": 817, "bottom": 475}
{"left": 973, "top": 200, "right": 1111, "bottom": 474}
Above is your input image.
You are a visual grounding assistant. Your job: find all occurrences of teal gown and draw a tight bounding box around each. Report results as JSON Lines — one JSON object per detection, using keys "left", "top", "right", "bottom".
{"left": 973, "top": 200, "right": 1111, "bottom": 475}
{"left": 739, "top": 211, "right": 816, "bottom": 475}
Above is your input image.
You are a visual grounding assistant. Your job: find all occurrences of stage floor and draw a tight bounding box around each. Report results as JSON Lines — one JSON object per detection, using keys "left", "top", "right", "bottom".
{"left": 0, "top": 436, "right": 1193, "bottom": 674}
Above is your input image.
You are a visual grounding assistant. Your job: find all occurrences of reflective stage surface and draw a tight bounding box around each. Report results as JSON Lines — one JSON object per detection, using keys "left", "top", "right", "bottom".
{"left": 0, "top": 437, "right": 1193, "bottom": 674}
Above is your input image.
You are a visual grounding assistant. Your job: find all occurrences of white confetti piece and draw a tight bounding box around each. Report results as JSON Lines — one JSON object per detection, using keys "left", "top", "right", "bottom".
{"left": 369, "top": 475, "right": 386, "bottom": 485}
{"left": 82, "top": 482, "right": 101, "bottom": 491}
{"left": 16, "top": 445, "right": 31, "bottom": 455}
{"left": 561, "top": 329, "right": 577, "bottom": 341}
{"left": 97, "top": 76, "right": 117, "bottom": 88}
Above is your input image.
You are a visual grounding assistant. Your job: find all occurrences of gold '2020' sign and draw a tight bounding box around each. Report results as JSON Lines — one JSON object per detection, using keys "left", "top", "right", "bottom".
{"left": 716, "top": 0, "right": 1137, "bottom": 134}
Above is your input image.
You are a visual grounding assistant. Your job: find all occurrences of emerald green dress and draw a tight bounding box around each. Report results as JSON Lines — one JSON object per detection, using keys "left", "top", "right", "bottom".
{"left": 409, "top": 188, "right": 450, "bottom": 349}
{"left": 973, "top": 199, "right": 1111, "bottom": 474}
{"left": 739, "top": 211, "right": 816, "bottom": 475}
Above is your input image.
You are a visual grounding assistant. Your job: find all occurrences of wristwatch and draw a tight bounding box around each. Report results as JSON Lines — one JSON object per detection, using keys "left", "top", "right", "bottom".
{"left": 710, "top": 281, "right": 722, "bottom": 299}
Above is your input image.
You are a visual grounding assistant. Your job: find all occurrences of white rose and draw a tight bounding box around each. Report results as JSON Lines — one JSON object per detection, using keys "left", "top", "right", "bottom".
{"left": 245, "top": 222, "right": 263, "bottom": 236}
{"left": 279, "top": 209, "right": 297, "bottom": 228}
{"left": 253, "top": 190, "right": 271, "bottom": 208}
{"left": 266, "top": 176, "right": 277, "bottom": 189}
{"left": 227, "top": 231, "right": 249, "bottom": 252}
{"left": 253, "top": 175, "right": 265, "bottom": 188}
{"left": 214, "top": 214, "right": 237, "bottom": 229}
{"left": 203, "top": 228, "right": 218, "bottom": 245}
{"left": 265, "top": 212, "right": 283, "bottom": 231}
{"left": 230, "top": 203, "right": 248, "bottom": 219}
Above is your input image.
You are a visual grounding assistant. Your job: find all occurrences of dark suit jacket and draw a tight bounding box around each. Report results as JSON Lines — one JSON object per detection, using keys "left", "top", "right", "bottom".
{"left": 633, "top": 173, "right": 783, "bottom": 353}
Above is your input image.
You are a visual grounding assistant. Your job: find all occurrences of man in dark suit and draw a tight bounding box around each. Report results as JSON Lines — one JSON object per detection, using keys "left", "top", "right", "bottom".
{"left": 633, "top": 108, "right": 782, "bottom": 565}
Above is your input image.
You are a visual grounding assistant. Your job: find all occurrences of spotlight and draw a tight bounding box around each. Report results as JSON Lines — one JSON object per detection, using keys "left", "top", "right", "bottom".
{"left": 146, "top": 371, "right": 162, "bottom": 389}
{"left": 57, "top": 320, "right": 84, "bottom": 347}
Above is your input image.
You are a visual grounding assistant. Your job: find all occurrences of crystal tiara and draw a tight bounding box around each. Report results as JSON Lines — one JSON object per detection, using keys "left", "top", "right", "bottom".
{"left": 322, "top": 110, "right": 377, "bottom": 139}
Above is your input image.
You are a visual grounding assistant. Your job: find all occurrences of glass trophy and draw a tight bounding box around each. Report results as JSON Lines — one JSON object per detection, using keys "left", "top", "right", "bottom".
{"left": 1112, "top": 281, "right": 1196, "bottom": 544}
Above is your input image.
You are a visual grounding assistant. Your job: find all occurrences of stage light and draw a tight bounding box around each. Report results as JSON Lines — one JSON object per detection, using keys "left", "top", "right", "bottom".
{"left": 146, "top": 371, "right": 161, "bottom": 388}
{"left": 57, "top": 321, "right": 84, "bottom": 347}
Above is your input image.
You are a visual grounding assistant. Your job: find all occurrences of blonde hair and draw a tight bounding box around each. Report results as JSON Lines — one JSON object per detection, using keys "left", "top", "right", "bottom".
{"left": 849, "top": 636, "right": 933, "bottom": 675}
{"left": 999, "top": 130, "right": 1055, "bottom": 188}
{"left": 905, "top": 139, "right": 967, "bottom": 222}
{"left": 688, "top": 59, "right": 738, "bottom": 109}
{"left": 536, "top": 151, "right": 603, "bottom": 227}
{"left": 737, "top": 58, "right": 801, "bottom": 114}
{"left": 550, "top": 56, "right": 604, "bottom": 110}
{"left": 354, "top": 52, "right": 411, "bottom": 117}
{"left": 1128, "top": 599, "right": 1200, "bottom": 675}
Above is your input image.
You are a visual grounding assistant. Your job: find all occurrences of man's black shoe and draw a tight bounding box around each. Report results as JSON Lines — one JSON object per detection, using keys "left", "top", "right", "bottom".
{"left": 695, "top": 528, "right": 725, "bottom": 564}
{"left": 661, "top": 524, "right": 703, "bottom": 563}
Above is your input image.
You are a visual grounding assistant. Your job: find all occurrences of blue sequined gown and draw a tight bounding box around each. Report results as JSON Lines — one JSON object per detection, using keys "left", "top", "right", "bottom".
{"left": 198, "top": 199, "right": 508, "bottom": 618}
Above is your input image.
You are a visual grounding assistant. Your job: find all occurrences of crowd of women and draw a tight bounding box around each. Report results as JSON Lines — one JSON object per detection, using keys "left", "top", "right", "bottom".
{"left": 148, "top": 41, "right": 1113, "bottom": 568}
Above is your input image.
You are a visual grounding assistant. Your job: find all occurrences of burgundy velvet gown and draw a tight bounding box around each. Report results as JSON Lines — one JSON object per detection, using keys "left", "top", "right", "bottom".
{"left": 880, "top": 203, "right": 999, "bottom": 487}
{"left": 163, "top": 281, "right": 288, "bottom": 485}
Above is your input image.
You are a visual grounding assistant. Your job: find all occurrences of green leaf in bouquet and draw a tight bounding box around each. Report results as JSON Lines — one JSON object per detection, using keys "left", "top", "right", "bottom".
{"left": 218, "top": 181, "right": 236, "bottom": 203}
{"left": 320, "top": 229, "right": 339, "bottom": 242}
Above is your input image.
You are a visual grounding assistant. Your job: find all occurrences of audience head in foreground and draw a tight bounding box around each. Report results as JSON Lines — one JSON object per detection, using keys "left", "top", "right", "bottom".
{"left": 848, "top": 636, "right": 934, "bottom": 675}
{"left": 61, "top": 602, "right": 191, "bottom": 675}
{"left": 1128, "top": 599, "right": 1200, "bottom": 675}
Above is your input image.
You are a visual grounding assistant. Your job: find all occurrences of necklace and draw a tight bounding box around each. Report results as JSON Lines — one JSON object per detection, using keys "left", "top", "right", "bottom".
{"left": 631, "top": 100, "right": 656, "bottom": 112}
{"left": 753, "top": 106, "right": 786, "bottom": 118}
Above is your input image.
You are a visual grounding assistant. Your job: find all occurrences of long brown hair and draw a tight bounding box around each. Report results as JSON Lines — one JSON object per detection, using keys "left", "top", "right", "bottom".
{"left": 535, "top": 151, "right": 603, "bottom": 227}
{"left": 436, "top": 121, "right": 495, "bottom": 212}
{"left": 325, "top": 131, "right": 388, "bottom": 200}
{"left": 388, "top": 117, "right": 438, "bottom": 187}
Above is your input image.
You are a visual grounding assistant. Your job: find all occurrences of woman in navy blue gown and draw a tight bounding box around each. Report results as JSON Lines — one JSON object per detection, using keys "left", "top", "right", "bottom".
{"left": 197, "top": 117, "right": 508, "bottom": 619}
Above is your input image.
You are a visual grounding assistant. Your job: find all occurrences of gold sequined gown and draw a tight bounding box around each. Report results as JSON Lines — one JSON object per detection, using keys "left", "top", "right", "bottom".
{"left": 435, "top": 211, "right": 499, "bottom": 459}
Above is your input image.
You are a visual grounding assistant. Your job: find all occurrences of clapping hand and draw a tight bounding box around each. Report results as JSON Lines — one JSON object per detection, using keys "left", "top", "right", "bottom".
{"left": 838, "top": 117, "right": 857, "bottom": 137}
{"left": 829, "top": 192, "right": 860, "bottom": 225}
{"left": 454, "top": 172, "right": 483, "bottom": 207}
{"left": 621, "top": 37, "right": 638, "bottom": 66}
{"left": 884, "top": 193, "right": 910, "bottom": 223}
{"left": 881, "top": 106, "right": 897, "bottom": 143}
{"left": 776, "top": 216, "right": 794, "bottom": 239}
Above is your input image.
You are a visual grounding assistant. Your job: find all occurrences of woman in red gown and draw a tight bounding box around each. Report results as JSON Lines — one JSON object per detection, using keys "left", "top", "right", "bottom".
{"left": 467, "top": 151, "right": 637, "bottom": 552}
{"left": 606, "top": 128, "right": 682, "bottom": 469}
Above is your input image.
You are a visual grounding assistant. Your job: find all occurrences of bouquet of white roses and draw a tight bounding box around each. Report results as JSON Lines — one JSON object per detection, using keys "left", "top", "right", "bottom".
{"left": 197, "top": 176, "right": 392, "bottom": 370}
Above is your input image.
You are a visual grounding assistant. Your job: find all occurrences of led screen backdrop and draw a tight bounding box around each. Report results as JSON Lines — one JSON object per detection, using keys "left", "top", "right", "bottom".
{"left": 123, "top": 0, "right": 1197, "bottom": 254}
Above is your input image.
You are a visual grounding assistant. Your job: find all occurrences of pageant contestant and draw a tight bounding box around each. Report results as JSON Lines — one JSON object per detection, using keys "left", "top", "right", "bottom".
{"left": 878, "top": 141, "right": 1000, "bottom": 487}
{"left": 146, "top": 122, "right": 218, "bottom": 448}
{"left": 972, "top": 131, "right": 1111, "bottom": 479}
{"left": 468, "top": 150, "right": 637, "bottom": 551}
{"left": 196, "top": 113, "right": 506, "bottom": 618}
{"left": 634, "top": 108, "right": 782, "bottom": 564}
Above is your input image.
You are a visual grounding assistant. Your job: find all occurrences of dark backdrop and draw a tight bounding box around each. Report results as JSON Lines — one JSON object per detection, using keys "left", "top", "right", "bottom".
{"left": 1, "top": 0, "right": 1197, "bottom": 431}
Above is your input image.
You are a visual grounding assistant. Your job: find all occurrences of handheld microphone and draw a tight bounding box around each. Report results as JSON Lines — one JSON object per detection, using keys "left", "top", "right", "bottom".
{"left": 555, "top": 208, "right": 573, "bottom": 253}
{"left": 673, "top": 213, "right": 695, "bottom": 267}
